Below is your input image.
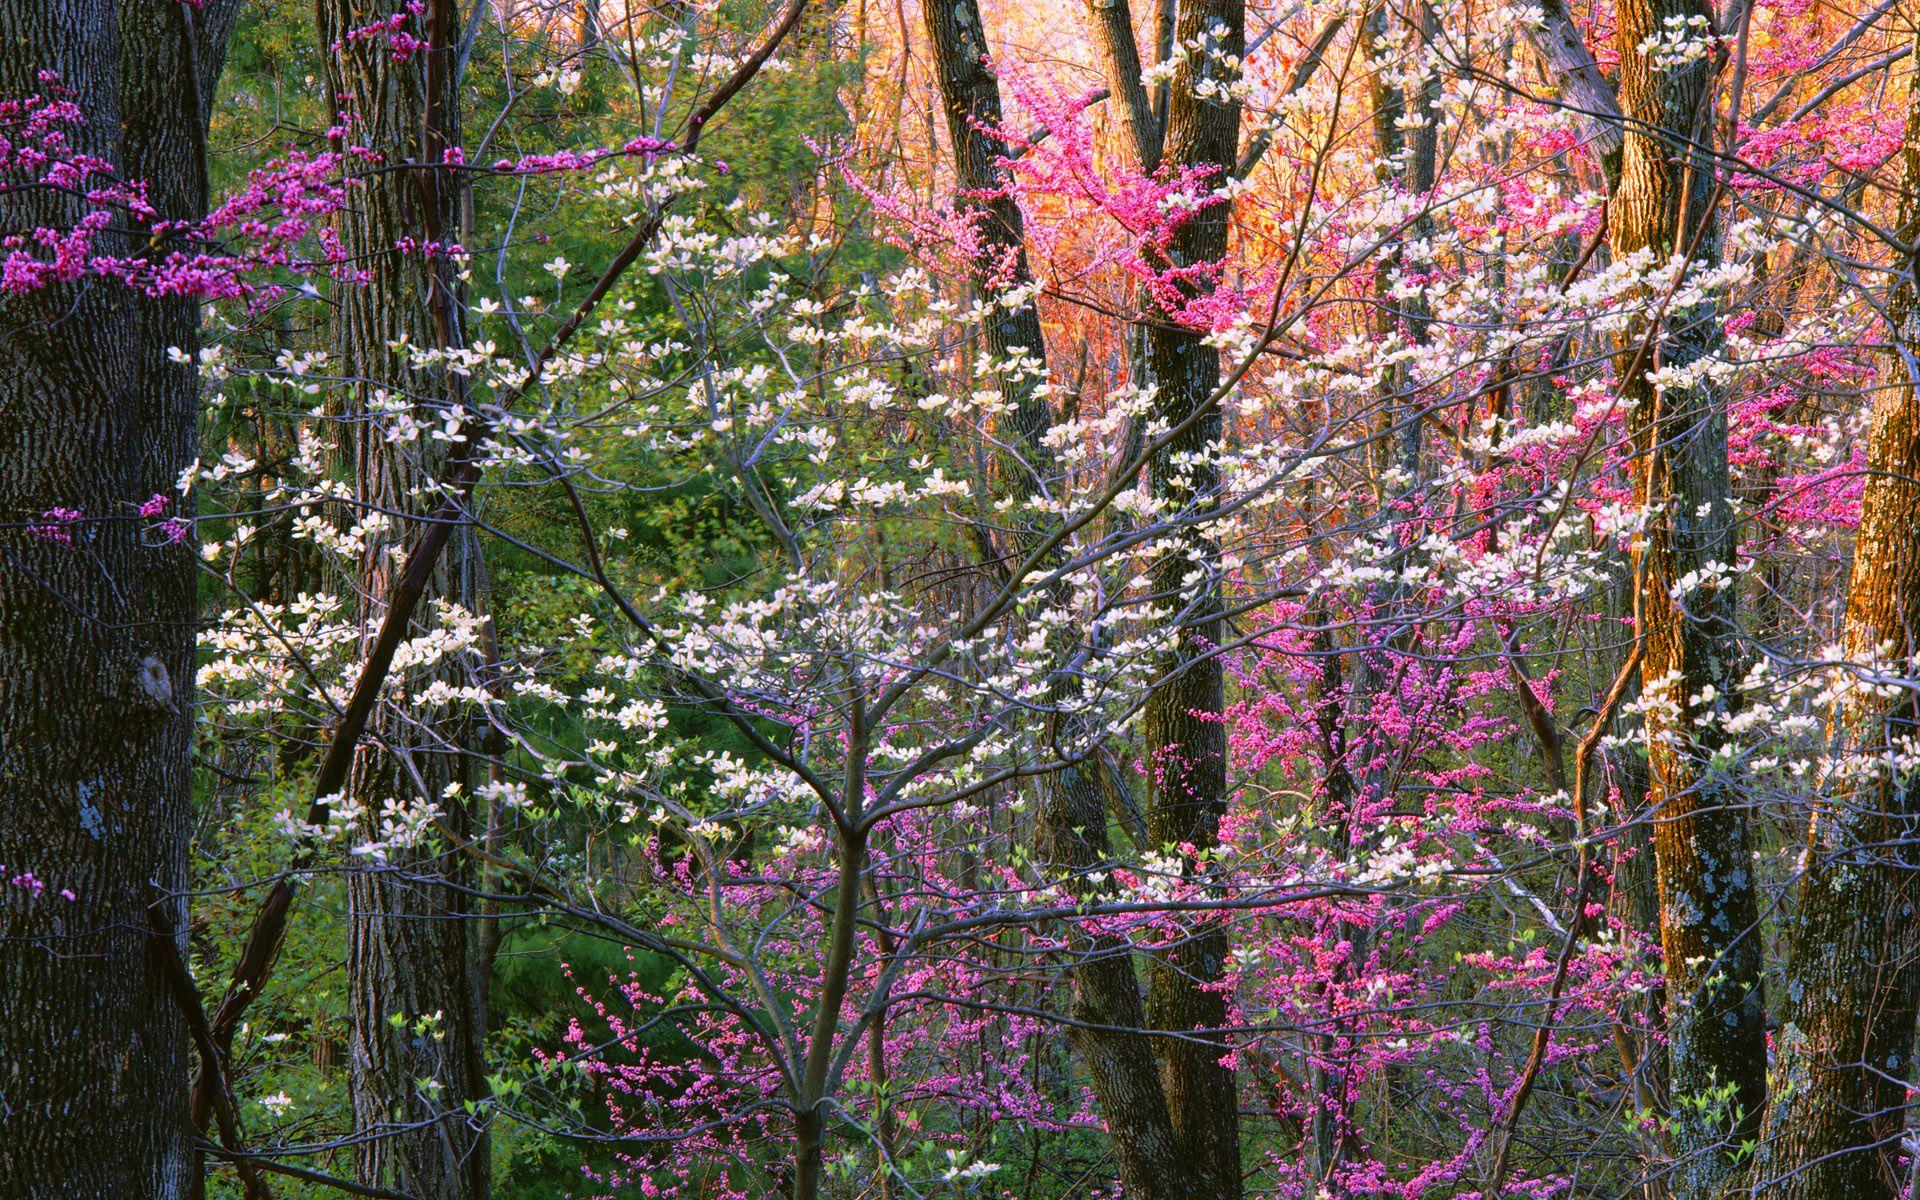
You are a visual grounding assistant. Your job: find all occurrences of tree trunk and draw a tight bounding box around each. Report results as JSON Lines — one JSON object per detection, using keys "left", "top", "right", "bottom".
{"left": 0, "top": 2, "right": 234, "bottom": 1194}
{"left": 1038, "top": 766, "right": 1206, "bottom": 1200}
{"left": 1610, "top": 0, "right": 1767, "bottom": 1193}
{"left": 919, "top": 6, "right": 1199, "bottom": 1196}
{"left": 1522, "top": 0, "right": 1624, "bottom": 178}
{"left": 1138, "top": 2, "right": 1245, "bottom": 1197}
{"left": 317, "top": 2, "right": 490, "bottom": 1197}
{"left": 1082, "top": 0, "right": 1161, "bottom": 170}
{"left": 919, "top": 0, "right": 1053, "bottom": 470}
{"left": 1752, "top": 18, "right": 1920, "bottom": 1198}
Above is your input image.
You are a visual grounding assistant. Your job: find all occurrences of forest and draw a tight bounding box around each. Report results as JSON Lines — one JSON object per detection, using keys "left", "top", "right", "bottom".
{"left": 2, "top": 0, "right": 1918, "bottom": 1196}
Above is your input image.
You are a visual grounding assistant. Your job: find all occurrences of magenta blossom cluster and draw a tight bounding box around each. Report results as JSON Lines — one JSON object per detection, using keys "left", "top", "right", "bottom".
{"left": 335, "top": 0, "right": 430, "bottom": 62}
{"left": 0, "top": 78, "right": 682, "bottom": 308}
{"left": 27, "top": 506, "right": 82, "bottom": 543}
{"left": 5, "top": 870, "right": 76, "bottom": 902}
{"left": 484, "top": 136, "right": 676, "bottom": 177}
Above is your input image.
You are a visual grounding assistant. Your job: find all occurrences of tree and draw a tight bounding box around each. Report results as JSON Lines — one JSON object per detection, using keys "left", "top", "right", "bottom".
{"left": 1132, "top": 2, "right": 1247, "bottom": 1195}
{"left": 917, "top": 5, "right": 1199, "bottom": 1198}
{"left": 0, "top": 1, "right": 238, "bottom": 1193}
{"left": 1753, "top": 11, "right": 1920, "bottom": 1197}
{"left": 1610, "top": 0, "right": 1768, "bottom": 1191}
{"left": 20, "top": 2, "right": 1920, "bottom": 1197}
{"left": 310, "top": 0, "right": 493, "bottom": 1194}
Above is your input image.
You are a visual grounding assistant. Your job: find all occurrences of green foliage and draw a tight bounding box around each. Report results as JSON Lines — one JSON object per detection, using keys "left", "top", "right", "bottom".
{"left": 192, "top": 5, "right": 898, "bottom": 1194}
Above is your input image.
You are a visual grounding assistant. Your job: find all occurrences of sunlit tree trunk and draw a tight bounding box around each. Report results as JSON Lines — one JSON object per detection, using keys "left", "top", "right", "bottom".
{"left": 318, "top": 2, "right": 490, "bottom": 1197}
{"left": 0, "top": 0, "right": 236, "bottom": 1194}
{"left": 1083, "top": 0, "right": 1161, "bottom": 170}
{"left": 1610, "top": 0, "right": 1767, "bottom": 1193}
{"left": 1752, "top": 18, "right": 1920, "bottom": 1199}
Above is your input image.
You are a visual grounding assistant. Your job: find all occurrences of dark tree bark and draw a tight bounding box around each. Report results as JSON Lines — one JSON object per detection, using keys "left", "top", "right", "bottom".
{"left": 0, "top": 0, "right": 236, "bottom": 1194}
{"left": 1082, "top": 0, "right": 1161, "bottom": 170}
{"left": 188, "top": 4, "right": 804, "bottom": 1181}
{"left": 919, "top": 6, "right": 1198, "bottom": 1198}
{"left": 1610, "top": 0, "right": 1767, "bottom": 1193}
{"left": 316, "top": 2, "right": 490, "bottom": 1196}
{"left": 1752, "top": 17, "right": 1920, "bottom": 1198}
{"left": 1137, "top": 3, "right": 1246, "bottom": 1198}
{"left": 919, "top": 0, "right": 1054, "bottom": 472}
{"left": 1036, "top": 770, "right": 1205, "bottom": 1200}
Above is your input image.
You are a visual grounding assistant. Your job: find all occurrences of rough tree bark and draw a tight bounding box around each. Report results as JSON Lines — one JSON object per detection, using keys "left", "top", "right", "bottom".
{"left": 1610, "top": 0, "right": 1768, "bottom": 1193}
{"left": 185, "top": 3, "right": 807, "bottom": 1183}
{"left": 1750, "top": 15, "right": 1920, "bottom": 1198}
{"left": 316, "top": 1, "right": 490, "bottom": 1196}
{"left": 1083, "top": 0, "right": 1161, "bottom": 170}
{"left": 1522, "top": 0, "right": 1625, "bottom": 177}
{"left": 919, "top": 5, "right": 1199, "bottom": 1197}
{"left": 1137, "top": 2, "right": 1247, "bottom": 1197}
{"left": 0, "top": 0, "right": 236, "bottom": 1194}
